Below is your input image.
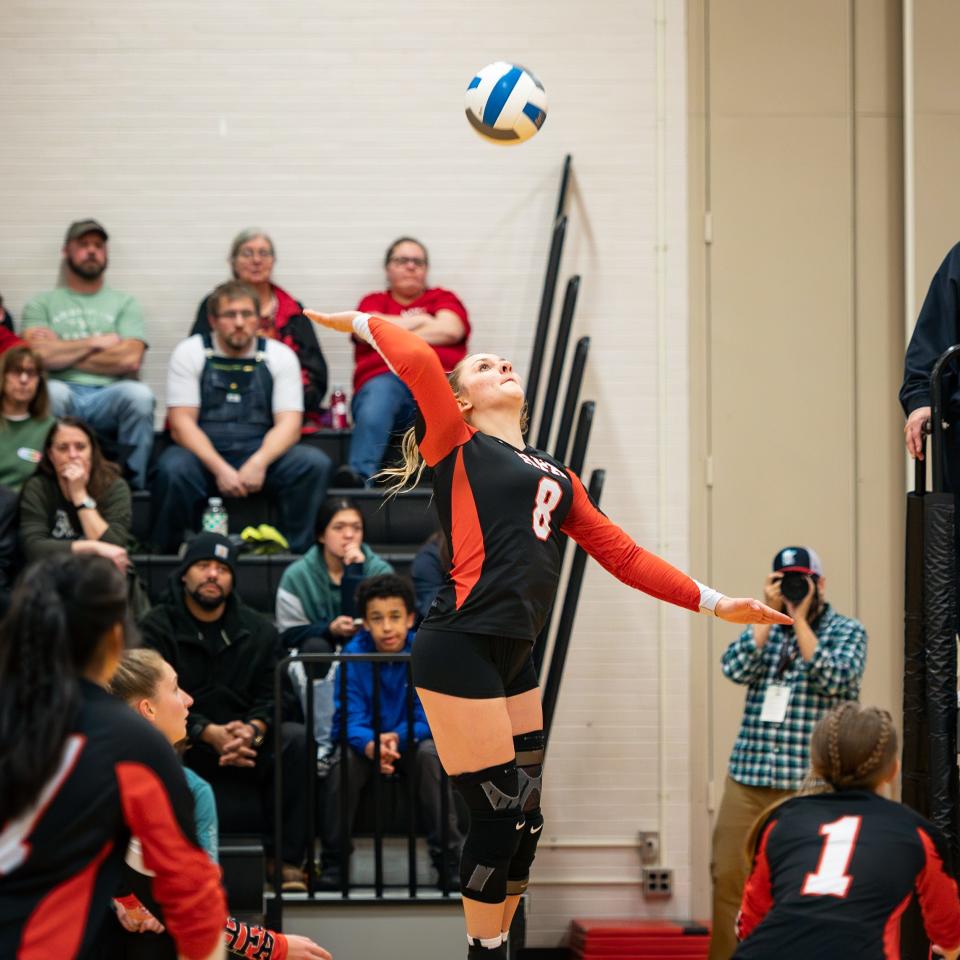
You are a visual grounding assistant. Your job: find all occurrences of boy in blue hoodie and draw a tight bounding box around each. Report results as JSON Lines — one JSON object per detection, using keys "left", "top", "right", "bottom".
{"left": 320, "top": 574, "right": 463, "bottom": 889}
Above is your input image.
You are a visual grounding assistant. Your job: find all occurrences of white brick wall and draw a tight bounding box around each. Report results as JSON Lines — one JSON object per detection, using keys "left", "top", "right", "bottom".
{"left": 0, "top": 0, "right": 691, "bottom": 946}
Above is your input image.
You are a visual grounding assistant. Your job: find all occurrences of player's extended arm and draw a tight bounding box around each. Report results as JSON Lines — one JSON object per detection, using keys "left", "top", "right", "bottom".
{"left": 306, "top": 310, "right": 471, "bottom": 464}
{"left": 559, "top": 470, "right": 792, "bottom": 625}
{"left": 736, "top": 820, "right": 777, "bottom": 942}
{"left": 917, "top": 827, "right": 960, "bottom": 955}
{"left": 116, "top": 761, "right": 227, "bottom": 960}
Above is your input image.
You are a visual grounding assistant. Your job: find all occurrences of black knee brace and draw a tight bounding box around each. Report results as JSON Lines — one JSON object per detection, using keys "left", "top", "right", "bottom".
{"left": 453, "top": 762, "right": 525, "bottom": 904}
{"left": 507, "top": 731, "right": 545, "bottom": 896}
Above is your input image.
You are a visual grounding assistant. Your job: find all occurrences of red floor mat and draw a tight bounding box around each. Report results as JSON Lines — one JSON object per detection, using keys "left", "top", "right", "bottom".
{"left": 569, "top": 920, "right": 711, "bottom": 960}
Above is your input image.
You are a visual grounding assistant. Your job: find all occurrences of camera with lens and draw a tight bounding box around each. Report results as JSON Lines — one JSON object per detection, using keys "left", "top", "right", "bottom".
{"left": 779, "top": 572, "right": 815, "bottom": 605}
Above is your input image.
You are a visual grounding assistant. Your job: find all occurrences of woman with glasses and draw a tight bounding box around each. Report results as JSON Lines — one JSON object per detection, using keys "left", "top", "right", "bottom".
{"left": 0, "top": 346, "right": 54, "bottom": 492}
{"left": 192, "top": 228, "right": 328, "bottom": 432}
{"left": 335, "top": 236, "right": 470, "bottom": 487}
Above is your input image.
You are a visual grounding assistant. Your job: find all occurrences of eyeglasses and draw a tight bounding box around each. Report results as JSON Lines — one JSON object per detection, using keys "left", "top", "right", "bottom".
{"left": 236, "top": 248, "right": 274, "bottom": 260}
{"left": 8, "top": 368, "right": 38, "bottom": 379}
{"left": 389, "top": 256, "right": 427, "bottom": 268}
{"left": 216, "top": 309, "right": 257, "bottom": 320}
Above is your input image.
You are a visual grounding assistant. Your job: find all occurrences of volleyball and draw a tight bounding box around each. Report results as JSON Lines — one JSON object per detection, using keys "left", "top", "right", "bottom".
{"left": 464, "top": 62, "right": 547, "bottom": 146}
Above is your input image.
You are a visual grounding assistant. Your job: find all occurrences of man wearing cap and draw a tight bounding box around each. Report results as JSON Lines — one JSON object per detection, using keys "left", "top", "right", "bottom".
{"left": 139, "top": 532, "right": 309, "bottom": 890}
{"left": 708, "top": 546, "right": 867, "bottom": 960}
{"left": 20, "top": 220, "right": 154, "bottom": 489}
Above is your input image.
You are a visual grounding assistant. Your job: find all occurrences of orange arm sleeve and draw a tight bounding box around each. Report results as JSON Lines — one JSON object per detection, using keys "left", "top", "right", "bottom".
{"left": 559, "top": 470, "right": 702, "bottom": 613}
{"left": 354, "top": 314, "right": 472, "bottom": 465}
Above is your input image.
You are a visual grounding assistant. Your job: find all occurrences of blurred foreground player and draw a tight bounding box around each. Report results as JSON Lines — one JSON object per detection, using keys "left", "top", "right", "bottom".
{"left": 308, "top": 309, "right": 790, "bottom": 960}
{"left": 735, "top": 703, "right": 960, "bottom": 959}
{"left": 0, "top": 555, "right": 226, "bottom": 960}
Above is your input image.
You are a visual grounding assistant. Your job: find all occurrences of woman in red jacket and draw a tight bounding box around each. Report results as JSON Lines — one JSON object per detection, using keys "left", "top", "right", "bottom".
{"left": 308, "top": 308, "right": 788, "bottom": 960}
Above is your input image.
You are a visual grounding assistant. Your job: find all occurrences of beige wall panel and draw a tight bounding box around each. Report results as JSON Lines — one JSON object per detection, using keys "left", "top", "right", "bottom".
{"left": 854, "top": 114, "right": 904, "bottom": 715}
{"left": 709, "top": 0, "right": 848, "bottom": 115}
{"left": 913, "top": 116, "right": 960, "bottom": 302}
{"left": 708, "top": 113, "right": 855, "bottom": 783}
{"left": 913, "top": 0, "right": 960, "bottom": 114}
{"left": 854, "top": 0, "right": 901, "bottom": 115}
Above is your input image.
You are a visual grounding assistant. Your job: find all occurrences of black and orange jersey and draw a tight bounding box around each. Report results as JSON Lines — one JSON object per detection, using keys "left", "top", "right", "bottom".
{"left": 354, "top": 314, "right": 708, "bottom": 641}
{"left": 735, "top": 790, "right": 960, "bottom": 959}
{"left": 0, "top": 680, "right": 225, "bottom": 960}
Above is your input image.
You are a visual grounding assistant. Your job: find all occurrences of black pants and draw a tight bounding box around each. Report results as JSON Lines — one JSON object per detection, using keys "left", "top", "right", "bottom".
{"left": 321, "top": 739, "right": 463, "bottom": 867}
{"left": 185, "top": 721, "right": 307, "bottom": 865}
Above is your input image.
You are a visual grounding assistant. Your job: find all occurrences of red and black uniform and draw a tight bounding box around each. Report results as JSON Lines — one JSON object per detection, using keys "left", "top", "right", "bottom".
{"left": 0, "top": 680, "right": 226, "bottom": 960}
{"left": 353, "top": 314, "right": 710, "bottom": 698}
{"left": 735, "top": 790, "right": 960, "bottom": 959}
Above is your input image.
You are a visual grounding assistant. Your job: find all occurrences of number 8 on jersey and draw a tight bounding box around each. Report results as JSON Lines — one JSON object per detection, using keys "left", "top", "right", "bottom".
{"left": 532, "top": 477, "right": 563, "bottom": 541}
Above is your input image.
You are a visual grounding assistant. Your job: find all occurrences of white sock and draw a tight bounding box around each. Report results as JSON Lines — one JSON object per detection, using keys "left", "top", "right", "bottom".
{"left": 467, "top": 933, "right": 503, "bottom": 949}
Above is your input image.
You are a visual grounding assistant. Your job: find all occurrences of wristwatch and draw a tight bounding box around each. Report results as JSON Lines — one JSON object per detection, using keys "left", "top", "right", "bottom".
{"left": 74, "top": 496, "right": 97, "bottom": 511}
{"left": 249, "top": 723, "right": 265, "bottom": 749}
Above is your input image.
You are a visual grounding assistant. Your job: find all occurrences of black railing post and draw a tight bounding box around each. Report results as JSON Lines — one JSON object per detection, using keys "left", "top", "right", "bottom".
{"left": 338, "top": 660, "right": 350, "bottom": 898}
{"left": 553, "top": 337, "right": 590, "bottom": 464}
{"left": 555, "top": 153, "right": 572, "bottom": 221}
{"left": 526, "top": 216, "right": 568, "bottom": 430}
{"left": 536, "top": 275, "right": 581, "bottom": 451}
{"left": 406, "top": 663, "right": 417, "bottom": 897}
{"left": 372, "top": 663, "right": 384, "bottom": 898}
{"left": 305, "top": 662, "right": 317, "bottom": 897}
{"left": 542, "top": 470, "right": 606, "bottom": 742}
{"left": 271, "top": 657, "right": 287, "bottom": 929}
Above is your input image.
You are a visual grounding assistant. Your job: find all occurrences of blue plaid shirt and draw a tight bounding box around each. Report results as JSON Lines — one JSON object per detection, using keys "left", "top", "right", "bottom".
{"left": 722, "top": 604, "right": 867, "bottom": 790}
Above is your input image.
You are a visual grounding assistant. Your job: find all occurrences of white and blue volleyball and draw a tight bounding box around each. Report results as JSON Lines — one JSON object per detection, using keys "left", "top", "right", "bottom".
{"left": 465, "top": 62, "right": 547, "bottom": 146}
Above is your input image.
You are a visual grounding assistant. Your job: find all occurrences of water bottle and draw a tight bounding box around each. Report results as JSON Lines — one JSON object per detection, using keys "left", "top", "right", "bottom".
{"left": 201, "top": 497, "right": 229, "bottom": 535}
{"left": 330, "top": 386, "right": 349, "bottom": 429}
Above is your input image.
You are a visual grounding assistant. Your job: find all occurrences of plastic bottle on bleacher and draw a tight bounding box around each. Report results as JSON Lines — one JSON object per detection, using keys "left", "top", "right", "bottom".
{"left": 201, "top": 497, "right": 228, "bottom": 536}
{"left": 330, "top": 386, "right": 349, "bottom": 429}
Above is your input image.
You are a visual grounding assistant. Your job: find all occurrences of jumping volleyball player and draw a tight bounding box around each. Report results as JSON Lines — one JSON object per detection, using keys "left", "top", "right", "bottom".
{"left": 0, "top": 556, "right": 227, "bottom": 960}
{"left": 307, "top": 309, "right": 789, "bottom": 959}
{"left": 735, "top": 703, "right": 960, "bottom": 959}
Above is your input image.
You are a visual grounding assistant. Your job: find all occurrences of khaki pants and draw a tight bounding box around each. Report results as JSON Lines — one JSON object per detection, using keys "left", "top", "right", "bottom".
{"left": 708, "top": 776, "right": 794, "bottom": 960}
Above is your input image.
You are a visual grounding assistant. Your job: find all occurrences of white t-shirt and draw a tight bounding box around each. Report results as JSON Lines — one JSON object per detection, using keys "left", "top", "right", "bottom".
{"left": 166, "top": 334, "right": 304, "bottom": 414}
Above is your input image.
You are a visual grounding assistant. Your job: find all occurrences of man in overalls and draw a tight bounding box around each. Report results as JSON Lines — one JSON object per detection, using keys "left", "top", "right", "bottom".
{"left": 151, "top": 280, "right": 331, "bottom": 552}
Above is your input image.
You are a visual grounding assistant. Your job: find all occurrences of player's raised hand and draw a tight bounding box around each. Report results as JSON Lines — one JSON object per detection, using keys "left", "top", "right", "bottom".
{"left": 304, "top": 310, "right": 358, "bottom": 334}
{"left": 284, "top": 934, "right": 333, "bottom": 959}
{"left": 932, "top": 945, "right": 960, "bottom": 960}
{"left": 715, "top": 597, "right": 794, "bottom": 626}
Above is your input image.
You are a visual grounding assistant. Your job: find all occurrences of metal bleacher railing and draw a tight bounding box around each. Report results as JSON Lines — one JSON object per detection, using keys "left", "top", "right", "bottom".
{"left": 269, "top": 651, "right": 458, "bottom": 923}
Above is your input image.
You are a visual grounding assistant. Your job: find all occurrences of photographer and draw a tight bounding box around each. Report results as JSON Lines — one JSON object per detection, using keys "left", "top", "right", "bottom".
{"left": 708, "top": 546, "right": 867, "bottom": 960}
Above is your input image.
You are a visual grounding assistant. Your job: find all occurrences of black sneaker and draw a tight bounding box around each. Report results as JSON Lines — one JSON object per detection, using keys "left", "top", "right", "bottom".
{"left": 332, "top": 465, "right": 366, "bottom": 489}
{"left": 315, "top": 864, "right": 347, "bottom": 891}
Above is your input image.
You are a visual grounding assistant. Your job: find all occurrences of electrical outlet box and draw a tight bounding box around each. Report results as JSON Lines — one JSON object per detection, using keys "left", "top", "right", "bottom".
{"left": 642, "top": 868, "right": 673, "bottom": 899}
{"left": 638, "top": 831, "right": 660, "bottom": 865}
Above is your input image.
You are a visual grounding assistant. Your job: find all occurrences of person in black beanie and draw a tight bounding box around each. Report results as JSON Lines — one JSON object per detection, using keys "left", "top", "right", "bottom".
{"left": 138, "top": 532, "right": 309, "bottom": 891}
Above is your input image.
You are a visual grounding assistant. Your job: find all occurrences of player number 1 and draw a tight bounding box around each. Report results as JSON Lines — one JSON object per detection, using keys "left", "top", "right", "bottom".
{"left": 532, "top": 477, "right": 562, "bottom": 541}
{"left": 801, "top": 815, "right": 862, "bottom": 898}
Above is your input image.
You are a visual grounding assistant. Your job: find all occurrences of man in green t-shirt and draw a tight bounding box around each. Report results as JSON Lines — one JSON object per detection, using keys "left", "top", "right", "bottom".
{"left": 21, "top": 220, "right": 155, "bottom": 489}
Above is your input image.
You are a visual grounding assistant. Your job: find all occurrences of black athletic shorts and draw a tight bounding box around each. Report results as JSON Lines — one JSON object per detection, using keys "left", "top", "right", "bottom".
{"left": 412, "top": 626, "right": 539, "bottom": 699}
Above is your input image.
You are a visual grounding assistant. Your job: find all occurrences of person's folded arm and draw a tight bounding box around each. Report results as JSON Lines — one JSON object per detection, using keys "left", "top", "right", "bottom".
{"left": 22, "top": 328, "right": 97, "bottom": 370}
{"left": 73, "top": 338, "right": 145, "bottom": 376}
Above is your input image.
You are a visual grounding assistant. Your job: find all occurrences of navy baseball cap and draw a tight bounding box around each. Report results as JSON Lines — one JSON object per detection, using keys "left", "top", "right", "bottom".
{"left": 772, "top": 546, "right": 823, "bottom": 577}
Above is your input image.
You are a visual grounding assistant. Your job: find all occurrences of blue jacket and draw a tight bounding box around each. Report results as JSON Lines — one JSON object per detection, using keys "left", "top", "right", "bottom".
{"left": 330, "top": 630, "right": 431, "bottom": 757}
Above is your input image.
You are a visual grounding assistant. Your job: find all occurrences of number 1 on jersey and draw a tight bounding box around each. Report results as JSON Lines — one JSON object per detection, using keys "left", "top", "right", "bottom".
{"left": 801, "top": 815, "right": 862, "bottom": 898}
{"left": 532, "top": 477, "right": 563, "bottom": 541}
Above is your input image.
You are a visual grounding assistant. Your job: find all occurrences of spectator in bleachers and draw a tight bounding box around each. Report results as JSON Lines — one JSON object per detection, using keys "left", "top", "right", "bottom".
{"left": 0, "top": 346, "right": 54, "bottom": 492}
{"left": 139, "top": 533, "right": 311, "bottom": 891}
{"left": 0, "top": 293, "right": 15, "bottom": 333}
{"left": 192, "top": 228, "right": 328, "bottom": 432}
{"left": 151, "top": 279, "right": 331, "bottom": 553}
{"left": 276, "top": 496, "right": 394, "bottom": 652}
{"left": 411, "top": 529, "right": 451, "bottom": 623}
{"left": 20, "top": 416, "right": 131, "bottom": 574}
{"left": 334, "top": 237, "right": 470, "bottom": 487}
{"left": 319, "top": 574, "right": 462, "bottom": 890}
{"left": 20, "top": 220, "right": 155, "bottom": 490}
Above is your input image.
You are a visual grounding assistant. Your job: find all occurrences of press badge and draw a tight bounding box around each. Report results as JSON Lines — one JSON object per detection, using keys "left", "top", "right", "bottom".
{"left": 760, "top": 684, "right": 791, "bottom": 723}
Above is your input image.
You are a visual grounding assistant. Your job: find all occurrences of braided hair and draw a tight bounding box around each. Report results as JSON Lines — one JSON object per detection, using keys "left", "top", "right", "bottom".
{"left": 0, "top": 555, "right": 129, "bottom": 825}
{"left": 811, "top": 702, "right": 898, "bottom": 792}
{"left": 743, "top": 703, "right": 898, "bottom": 865}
